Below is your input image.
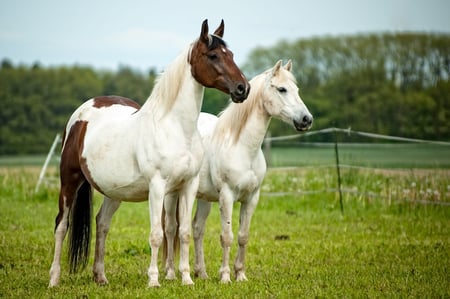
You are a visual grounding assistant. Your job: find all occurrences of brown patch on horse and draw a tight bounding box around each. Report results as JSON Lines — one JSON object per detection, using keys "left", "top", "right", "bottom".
{"left": 59, "top": 120, "right": 89, "bottom": 209}
{"left": 79, "top": 156, "right": 104, "bottom": 195}
{"left": 60, "top": 120, "right": 104, "bottom": 198}
{"left": 92, "top": 95, "right": 141, "bottom": 110}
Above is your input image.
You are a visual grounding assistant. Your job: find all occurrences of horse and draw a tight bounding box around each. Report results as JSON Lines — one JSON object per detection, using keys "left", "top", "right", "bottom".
{"left": 48, "top": 19, "right": 250, "bottom": 288}
{"left": 190, "top": 60, "right": 312, "bottom": 283}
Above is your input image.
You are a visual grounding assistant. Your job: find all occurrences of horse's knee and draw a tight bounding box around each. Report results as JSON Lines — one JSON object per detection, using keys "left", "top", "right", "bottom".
{"left": 220, "top": 232, "right": 233, "bottom": 248}
{"left": 193, "top": 229, "right": 203, "bottom": 241}
{"left": 179, "top": 228, "right": 191, "bottom": 244}
{"left": 237, "top": 232, "right": 249, "bottom": 247}
{"left": 150, "top": 229, "right": 164, "bottom": 247}
{"left": 96, "top": 220, "right": 110, "bottom": 235}
{"left": 164, "top": 222, "right": 177, "bottom": 236}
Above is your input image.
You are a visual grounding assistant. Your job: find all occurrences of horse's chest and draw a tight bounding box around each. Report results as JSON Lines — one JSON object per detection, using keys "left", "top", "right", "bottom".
{"left": 221, "top": 167, "right": 262, "bottom": 200}
{"left": 167, "top": 151, "right": 200, "bottom": 184}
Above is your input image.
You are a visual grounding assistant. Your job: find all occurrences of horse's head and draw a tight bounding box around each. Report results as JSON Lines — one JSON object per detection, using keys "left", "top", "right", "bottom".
{"left": 263, "top": 60, "right": 313, "bottom": 131}
{"left": 189, "top": 19, "right": 250, "bottom": 103}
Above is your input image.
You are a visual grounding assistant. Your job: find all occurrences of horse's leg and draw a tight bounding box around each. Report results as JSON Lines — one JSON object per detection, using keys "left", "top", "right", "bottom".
{"left": 234, "top": 190, "right": 260, "bottom": 282}
{"left": 177, "top": 176, "right": 199, "bottom": 285}
{"left": 49, "top": 192, "right": 70, "bottom": 287}
{"left": 49, "top": 171, "right": 84, "bottom": 287}
{"left": 93, "top": 196, "right": 121, "bottom": 285}
{"left": 163, "top": 193, "right": 178, "bottom": 280}
{"left": 147, "top": 174, "right": 166, "bottom": 288}
{"left": 192, "top": 198, "right": 212, "bottom": 279}
{"left": 218, "top": 185, "right": 234, "bottom": 283}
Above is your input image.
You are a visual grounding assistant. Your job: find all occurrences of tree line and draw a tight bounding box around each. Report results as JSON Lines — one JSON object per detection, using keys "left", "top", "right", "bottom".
{"left": 1, "top": 32, "right": 449, "bottom": 154}
{"left": 244, "top": 32, "right": 450, "bottom": 141}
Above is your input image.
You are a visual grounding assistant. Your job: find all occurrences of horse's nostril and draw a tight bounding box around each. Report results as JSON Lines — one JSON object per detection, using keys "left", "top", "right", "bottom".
{"left": 303, "top": 115, "right": 313, "bottom": 125}
{"left": 236, "top": 83, "right": 245, "bottom": 95}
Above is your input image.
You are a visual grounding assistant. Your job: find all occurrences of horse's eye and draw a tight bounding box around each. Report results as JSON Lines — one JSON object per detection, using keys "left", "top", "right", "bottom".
{"left": 207, "top": 53, "right": 218, "bottom": 60}
{"left": 277, "top": 87, "right": 287, "bottom": 93}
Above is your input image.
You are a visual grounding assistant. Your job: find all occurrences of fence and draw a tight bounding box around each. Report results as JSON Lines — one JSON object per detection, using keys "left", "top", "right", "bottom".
{"left": 35, "top": 128, "right": 450, "bottom": 210}
{"left": 262, "top": 127, "right": 450, "bottom": 211}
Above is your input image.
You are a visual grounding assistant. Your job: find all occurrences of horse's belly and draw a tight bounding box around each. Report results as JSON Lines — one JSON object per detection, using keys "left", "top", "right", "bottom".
{"left": 80, "top": 142, "right": 149, "bottom": 201}
{"left": 101, "top": 180, "right": 149, "bottom": 202}
{"left": 90, "top": 166, "right": 149, "bottom": 201}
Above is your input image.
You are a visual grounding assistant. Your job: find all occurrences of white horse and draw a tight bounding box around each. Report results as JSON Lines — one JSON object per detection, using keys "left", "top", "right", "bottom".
{"left": 192, "top": 60, "right": 312, "bottom": 283}
{"left": 48, "top": 19, "right": 250, "bottom": 288}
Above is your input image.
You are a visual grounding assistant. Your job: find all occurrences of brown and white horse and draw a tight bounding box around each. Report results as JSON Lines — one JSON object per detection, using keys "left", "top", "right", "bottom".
{"left": 48, "top": 19, "right": 250, "bottom": 288}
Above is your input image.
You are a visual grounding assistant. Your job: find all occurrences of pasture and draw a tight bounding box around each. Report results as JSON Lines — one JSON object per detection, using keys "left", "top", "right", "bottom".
{"left": 268, "top": 143, "right": 450, "bottom": 168}
{"left": 1, "top": 155, "right": 449, "bottom": 297}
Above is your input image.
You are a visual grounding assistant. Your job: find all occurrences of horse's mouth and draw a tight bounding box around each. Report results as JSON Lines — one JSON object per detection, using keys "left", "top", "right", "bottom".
{"left": 230, "top": 84, "right": 250, "bottom": 103}
{"left": 231, "top": 94, "right": 245, "bottom": 103}
{"left": 294, "top": 117, "right": 313, "bottom": 131}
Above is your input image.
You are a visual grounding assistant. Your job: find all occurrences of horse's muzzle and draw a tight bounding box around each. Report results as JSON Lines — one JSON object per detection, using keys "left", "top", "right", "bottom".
{"left": 230, "top": 83, "right": 250, "bottom": 103}
{"left": 294, "top": 114, "right": 313, "bottom": 131}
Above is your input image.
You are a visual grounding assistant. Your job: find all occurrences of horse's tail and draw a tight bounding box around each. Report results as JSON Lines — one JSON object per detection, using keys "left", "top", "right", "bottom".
{"left": 68, "top": 179, "right": 93, "bottom": 273}
{"left": 161, "top": 202, "right": 180, "bottom": 265}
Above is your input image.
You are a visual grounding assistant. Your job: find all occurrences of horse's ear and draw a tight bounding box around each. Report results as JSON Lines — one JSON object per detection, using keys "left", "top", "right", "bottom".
{"left": 213, "top": 19, "right": 225, "bottom": 38}
{"left": 271, "top": 60, "right": 283, "bottom": 76}
{"left": 284, "top": 60, "right": 292, "bottom": 72}
{"left": 200, "top": 19, "right": 209, "bottom": 43}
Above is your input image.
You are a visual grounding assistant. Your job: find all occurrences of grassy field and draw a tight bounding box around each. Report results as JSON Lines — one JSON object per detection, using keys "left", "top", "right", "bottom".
{"left": 267, "top": 143, "right": 450, "bottom": 168}
{"left": 1, "top": 166, "right": 449, "bottom": 298}
{"left": 1, "top": 142, "right": 449, "bottom": 169}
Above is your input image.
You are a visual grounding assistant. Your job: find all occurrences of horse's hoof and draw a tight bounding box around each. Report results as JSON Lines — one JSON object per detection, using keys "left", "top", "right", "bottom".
{"left": 181, "top": 273, "right": 194, "bottom": 285}
{"left": 219, "top": 274, "right": 232, "bottom": 284}
{"left": 236, "top": 271, "right": 248, "bottom": 282}
{"left": 165, "top": 270, "right": 176, "bottom": 280}
{"left": 49, "top": 267, "right": 60, "bottom": 287}
{"left": 194, "top": 270, "right": 209, "bottom": 279}
{"left": 148, "top": 280, "right": 161, "bottom": 288}
{"left": 94, "top": 274, "right": 109, "bottom": 285}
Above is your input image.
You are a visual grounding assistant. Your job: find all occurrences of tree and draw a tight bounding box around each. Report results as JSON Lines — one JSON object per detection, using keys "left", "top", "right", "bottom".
{"left": 244, "top": 32, "right": 450, "bottom": 141}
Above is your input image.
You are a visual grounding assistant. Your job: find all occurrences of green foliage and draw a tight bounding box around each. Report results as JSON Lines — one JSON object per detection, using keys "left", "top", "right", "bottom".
{"left": 1, "top": 32, "right": 450, "bottom": 154}
{"left": 1, "top": 167, "right": 449, "bottom": 298}
{"left": 244, "top": 33, "right": 450, "bottom": 141}
{"left": 201, "top": 88, "right": 230, "bottom": 115}
{"left": 0, "top": 63, "right": 157, "bottom": 155}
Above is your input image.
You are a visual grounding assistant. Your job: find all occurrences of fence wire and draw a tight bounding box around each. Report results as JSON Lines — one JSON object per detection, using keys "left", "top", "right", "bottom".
{"left": 262, "top": 128, "right": 450, "bottom": 209}
{"left": 265, "top": 127, "right": 450, "bottom": 146}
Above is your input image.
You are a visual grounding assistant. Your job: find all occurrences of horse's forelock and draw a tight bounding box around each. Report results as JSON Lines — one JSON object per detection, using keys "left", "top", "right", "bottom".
{"left": 208, "top": 34, "right": 227, "bottom": 50}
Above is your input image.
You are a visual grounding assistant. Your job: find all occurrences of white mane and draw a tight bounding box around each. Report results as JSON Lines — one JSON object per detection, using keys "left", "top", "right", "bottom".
{"left": 144, "top": 45, "right": 192, "bottom": 116}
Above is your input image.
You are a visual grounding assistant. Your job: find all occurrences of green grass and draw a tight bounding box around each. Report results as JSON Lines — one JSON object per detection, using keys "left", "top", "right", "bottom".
{"left": 268, "top": 143, "right": 450, "bottom": 168}
{"left": 0, "top": 155, "right": 60, "bottom": 167}
{"left": 1, "top": 167, "right": 449, "bottom": 298}
{"left": 2, "top": 142, "right": 450, "bottom": 169}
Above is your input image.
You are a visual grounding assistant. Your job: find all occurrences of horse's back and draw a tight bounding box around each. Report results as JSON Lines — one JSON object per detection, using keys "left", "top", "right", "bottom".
{"left": 64, "top": 96, "right": 139, "bottom": 142}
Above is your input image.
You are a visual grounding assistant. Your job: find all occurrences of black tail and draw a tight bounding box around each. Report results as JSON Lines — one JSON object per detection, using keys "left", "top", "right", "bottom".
{"left": 68, "top": 180, "right": 92, "bottom": 273}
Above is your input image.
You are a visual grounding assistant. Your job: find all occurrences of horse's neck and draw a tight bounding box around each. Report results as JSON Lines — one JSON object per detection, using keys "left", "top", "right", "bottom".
{"left": 237, "top": 104, "right": 271, "bottom": 154}
{"left": 219, "top": 91, "right": 271, "bottom": 154}
{"left": 139, "top": 53, "right": 204, "bottom": 134}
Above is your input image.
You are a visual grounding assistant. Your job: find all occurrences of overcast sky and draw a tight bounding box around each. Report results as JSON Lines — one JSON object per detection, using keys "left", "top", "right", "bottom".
{"left": 1, "top": 0, "right": 449, "bottom": 71}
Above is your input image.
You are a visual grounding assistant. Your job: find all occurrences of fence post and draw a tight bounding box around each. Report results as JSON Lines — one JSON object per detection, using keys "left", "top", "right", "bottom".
{"left": 333, "top": 128, "right": 344, "bottom": 214}
{"left": 35, "top": 133, "right": 61, "bottom": 193}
